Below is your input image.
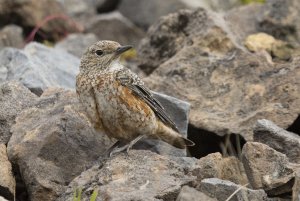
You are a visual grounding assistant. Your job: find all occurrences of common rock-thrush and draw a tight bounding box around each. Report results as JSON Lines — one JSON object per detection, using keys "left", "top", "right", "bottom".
{"left": 76, "top": 40, "right": 194, "bottom": 155}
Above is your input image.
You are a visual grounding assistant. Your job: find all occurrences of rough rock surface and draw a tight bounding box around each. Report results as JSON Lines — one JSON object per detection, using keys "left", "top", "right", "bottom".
{"left": 0, "top": 144, "right": 15, "bottom": 201}
{"left": 85, "top": 11, "right": 145, "bottom": 46}
{"left": 0, "top": 42, "right": 80, "bottom": 95}
{"left": 200, "top": 178, "right": 268, "bottom": 201}
{"left": 242, "top": 142, "right": 297, "bottom": 196}
{"left": 140, "top": 8, "right": 300, "bottom": 141}
{"left": 7, "top": 88, "right": 111, "bottom": 201}
{"left": 55, "top": 33, "right": 98, "bottom": 58}
{"left": 293, "top": 169, "right": 300, "bottom": 201}
{"left": 0, "top": 0, "right": 77, "bottom": 41}
{"left": 0, "top": 81, "right": 37, "bottom": 144}
{"left": 0, "top": 25, "right": 23, "bottom": 49}
{"left": 254, "top": 119, "right": 300, "bottom": 164}
{"left": 192, "top": 152, "right": 247, "bottom": 185}
{"left": 57, "top": 150, "right": 197, "bottom": 201}
{"left": 176, "top": 185, "right": 217, "bottom": 201}
{"left": 0, "top": 196, "right": 8, "bottom": 201}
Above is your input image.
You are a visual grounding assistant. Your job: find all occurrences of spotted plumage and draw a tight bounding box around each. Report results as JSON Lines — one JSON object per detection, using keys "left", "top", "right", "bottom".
{"left": 76, "top": 40, "right": 194, "bottom": 154}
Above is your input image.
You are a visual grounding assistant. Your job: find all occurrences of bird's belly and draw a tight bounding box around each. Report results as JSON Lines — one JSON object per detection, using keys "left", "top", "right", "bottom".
{"left": 95, "top": 84, "right": 157, "bottom": 141}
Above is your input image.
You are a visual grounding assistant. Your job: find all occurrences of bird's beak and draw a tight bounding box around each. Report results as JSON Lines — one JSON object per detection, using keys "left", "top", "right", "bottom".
{"left": 115, "top": 45, "right": 132, "bottom": 55}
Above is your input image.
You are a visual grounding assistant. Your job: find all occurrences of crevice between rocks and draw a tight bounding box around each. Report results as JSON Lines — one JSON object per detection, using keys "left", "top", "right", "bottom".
{"left": 287, "top": 114, "right": 300, "bottom": 135}
{"left": 187, "top": 124, "right": 246, "bottom": 159}
{"left": 12, "top": 164, "right": 29, "bottom": 201}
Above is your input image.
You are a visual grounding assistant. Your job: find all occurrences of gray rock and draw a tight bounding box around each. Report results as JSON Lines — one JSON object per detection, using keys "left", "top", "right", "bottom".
{"left": 0, "top": 81, "right": 38, "bottom": 144}
{"left": 0, "top": 25, "right": 23, "bottom": 49}
{"left": 85, "top": 11, "right": 145, "bottom": 46}
{"left": 176, "top": 185, "right": 217, "bottom": 201}
{"left": 57, "top": 150, "right": 196, "bottom": 201}
{"left": 118, "top": 0, "right": 206, "bottom": 29}
{"left": 141, "top": 8, "right": 300, "bottom": 141}
{"left": 134, "top": 91, "right": 190, "bottom": 156}
{"left": 55, "top": 33, "right": 98, "bottom": 58}
{"left": 293, "top": 169, "right": 300, "bottom": 201}
{"left": 242, "top": 142, "right": 297, "bottom": 196}
{"left": 7, "top": 88, "right": 111, "bottom": 201}
{"left": 56, "top": 0, "right": 96, "bottom": 17}
{"left": 0, "top": 42, "right": 80, "bottom": 95}
{"left": 254, "top": 119, "right": 300, "bottom": 163}
{"left": 200, "top": 178, "right": 268, "bottom": 201}
{"left": 0, "top": 196, "right": 8, "bottom": 201}
{"left": 0, "top": 144, "right": 15, "bottom": 201}
{"left": 192, "top": 152, "right": 248, "bottom": 186}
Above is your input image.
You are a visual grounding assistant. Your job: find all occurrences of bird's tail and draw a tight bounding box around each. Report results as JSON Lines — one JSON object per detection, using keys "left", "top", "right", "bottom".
{"left": 156, "top": 121, "right": 195, "bottom": 149}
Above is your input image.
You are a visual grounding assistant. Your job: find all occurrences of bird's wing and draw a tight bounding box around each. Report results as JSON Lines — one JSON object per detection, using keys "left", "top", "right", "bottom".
{"left": 116, "top": 69, "right": 179, "bottom": 132}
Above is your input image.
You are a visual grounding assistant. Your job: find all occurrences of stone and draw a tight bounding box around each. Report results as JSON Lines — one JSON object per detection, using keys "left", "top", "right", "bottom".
{"left": 254, "top": 119, "right": 300, "bottom": 164}
{"left": 56, "top": 0, "right": 96, "bottom": 17}
{"left": 134, "top": 91, "right": 191, "bottom": 156}
{"left": 0, "top": 144, "right": 15, "bottom": 201}
{"left": 55, "top": 33, "right": 98, "bottom": 58}
{"left": 118, "top": 0, "right": 210, "bottom": 29}
{"left": 0, "top": 81, "right": 38, "bottom": 144}
{"left": 0, "top": 25, "right": 23, "bottom": 49}
{"left": 176, "top": 185, "right": 217, "bottom": 201}
{"left": 242, "top": 142, "right": 297, "bottom": 196}
{"left": 200, "top": 178, "right": 268, "bottom": 201}
{"left": 0, "top": 196, "right": 8, "bottom": 201}
{"left": 7, "top": 88, "right": 111, "bottom": 201}
{"left": 0, "top": 42, "right": 80, "bottom": 95}
{"left": 141, "top": 8, "right": 300, "bottom": 141}
{"left": 85, "top": 11, "right": 145, "bottom": 46}
{"left": 57, "top": 150, "right": 196, "bottom": 201}
{"left": 192, "top": 152, "right": 248, "bottom": 186}
{"left": 293, "top": 169, "right": 300, "bottom": 201}
{"left": 0, "top": 0, "right": 78, "bottom": 41}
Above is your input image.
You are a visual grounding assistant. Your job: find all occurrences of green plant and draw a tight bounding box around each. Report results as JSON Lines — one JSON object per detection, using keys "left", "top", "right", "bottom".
{"left": 241, "top": 0, "right": 265, "bottom": 4}
{"left": 72, "top": 188, "right": 99, "bottom": 201}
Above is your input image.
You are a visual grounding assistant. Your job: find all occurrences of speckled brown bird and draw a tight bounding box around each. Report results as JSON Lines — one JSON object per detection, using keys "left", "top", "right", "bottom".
{"left": 76, "top": 40, "right": 194, "bottom": 155}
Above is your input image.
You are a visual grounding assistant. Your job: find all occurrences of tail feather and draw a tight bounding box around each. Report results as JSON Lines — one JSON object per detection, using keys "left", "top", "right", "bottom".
{"left": 156, "top": 121, "right": 195, "bottom": 149}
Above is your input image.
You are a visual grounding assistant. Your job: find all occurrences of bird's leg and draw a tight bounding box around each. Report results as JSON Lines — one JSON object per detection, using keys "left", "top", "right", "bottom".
{"left": 110, "top": 135, "right": 145, "bottom": 157}
{"left": 100, "top": 140, "right": 123, "bottom": 159}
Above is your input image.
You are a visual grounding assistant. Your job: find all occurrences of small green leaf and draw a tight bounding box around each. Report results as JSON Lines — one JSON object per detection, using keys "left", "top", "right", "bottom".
{"left": 89, "top": 189, "right": 98, "bottom": 201}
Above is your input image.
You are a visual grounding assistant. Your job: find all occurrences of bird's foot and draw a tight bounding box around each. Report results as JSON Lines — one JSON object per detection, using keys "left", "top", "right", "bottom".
{"left": 109, "top": 135, "right": 145, "bottom": 157}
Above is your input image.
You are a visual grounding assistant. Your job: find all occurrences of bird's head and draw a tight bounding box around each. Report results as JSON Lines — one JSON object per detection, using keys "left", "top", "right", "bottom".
{"left": 80, "top": 40, "right": 132, "bottom": 72}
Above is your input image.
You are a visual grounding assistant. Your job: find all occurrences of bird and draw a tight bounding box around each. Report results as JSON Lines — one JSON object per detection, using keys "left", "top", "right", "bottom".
{"left": 76, "top": 40, "right": 194, "bottom": 156}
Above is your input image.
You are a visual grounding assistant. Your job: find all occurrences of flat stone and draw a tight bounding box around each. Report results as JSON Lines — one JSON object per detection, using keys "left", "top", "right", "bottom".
{"left": 176, "top": 185, "right": 217, "bottom": 201}
{"left": 57, "top": 150, "right": 196, "bottom": 201}
{"left": 0, "top": 144, "right": 15, "bottom": 201}
{"left": 254, "top": 119, "right": 300, "bottom": 163}
{"left": 200, "top": 178, "right": 268, "bottom": 201}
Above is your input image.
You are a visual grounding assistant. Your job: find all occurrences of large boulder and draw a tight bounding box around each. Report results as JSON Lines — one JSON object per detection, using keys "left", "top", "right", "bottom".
{"left": 57, "top": 150, "right": 197, "bottom": 201}
{"left": 140, "top": 8, "right": 300, "bottom": 141}
{"left": 0, "top": 42, "right": 80, "bottom": 95}
{"left": 7, "top": 88, "right": 111, "bottom": 201}
{"left": 0, "top": 81, "right": 38, "bottom": 144}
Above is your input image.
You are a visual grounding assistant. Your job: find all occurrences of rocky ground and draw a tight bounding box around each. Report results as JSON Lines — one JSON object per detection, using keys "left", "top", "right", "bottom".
{"left": 0, "top": 0, "right": 299, "bottom": 201}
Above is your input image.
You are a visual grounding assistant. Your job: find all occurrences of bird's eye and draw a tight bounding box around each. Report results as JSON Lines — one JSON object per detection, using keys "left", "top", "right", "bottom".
{"left": 95, "top": 50, "right": 103, "bottom": 56}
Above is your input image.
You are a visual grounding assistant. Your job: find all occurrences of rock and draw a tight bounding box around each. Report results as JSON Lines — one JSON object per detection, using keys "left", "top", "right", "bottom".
{"left": 0, "top": 25, "right": 23, "bottom": 49}
{"left": 134, "top": 91, "right": 190, "bottom": 156}
{"left": 244, "top": 33, "right": 292, "bottom": 60}
{"left": 200, "top": 178, "right": 268, "bottom": 201}
{"left": 85, "top": 11, "right": 145, "bottom": 46}
{"left": 192, "top": 152, "right": 248, "bottom": 186}
{"left": 257, "top": 0, "right": 300, "bottom": 43}
{"left": 118, "top": 0, "right": 213, "bottom": 29}
{"left": 57, "top": 150, "right": 196, "bottom": 201}
{"left": 0, "top": 81, "right": 38, "bottom": 144}
{"left": 293, "top": 169, "right": 300, "bottom": 201}
{"left": 141, "top": 8, "right": 300, "bottom": 141}
{"left": 0, "top": 144, "right": 15, "bottom": 201}
{"left": 242, "top": 142, "right": 297, "bottom": 196}
{"left": 254, "top": 119, "right": 300, "bottom": 164}
{"left": 7, "top": 88, "right": 111, "bottom": 201}
{"left": 0, "top": 0, "right": 78, "bottom": 41}
{"left": 176, "top": 185, "right": 217, "bottom": 201}
{"left": 0, "top": 42, "right": 80, "bottom": 95}
{"left": 0, "top": 196, "right": 8, "bottom": 201}
{"left": 56, "top": 0, "right": 96, "bottom": 17}
{"left": 55, "top": 33, "right": 98, "bottom": 58}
